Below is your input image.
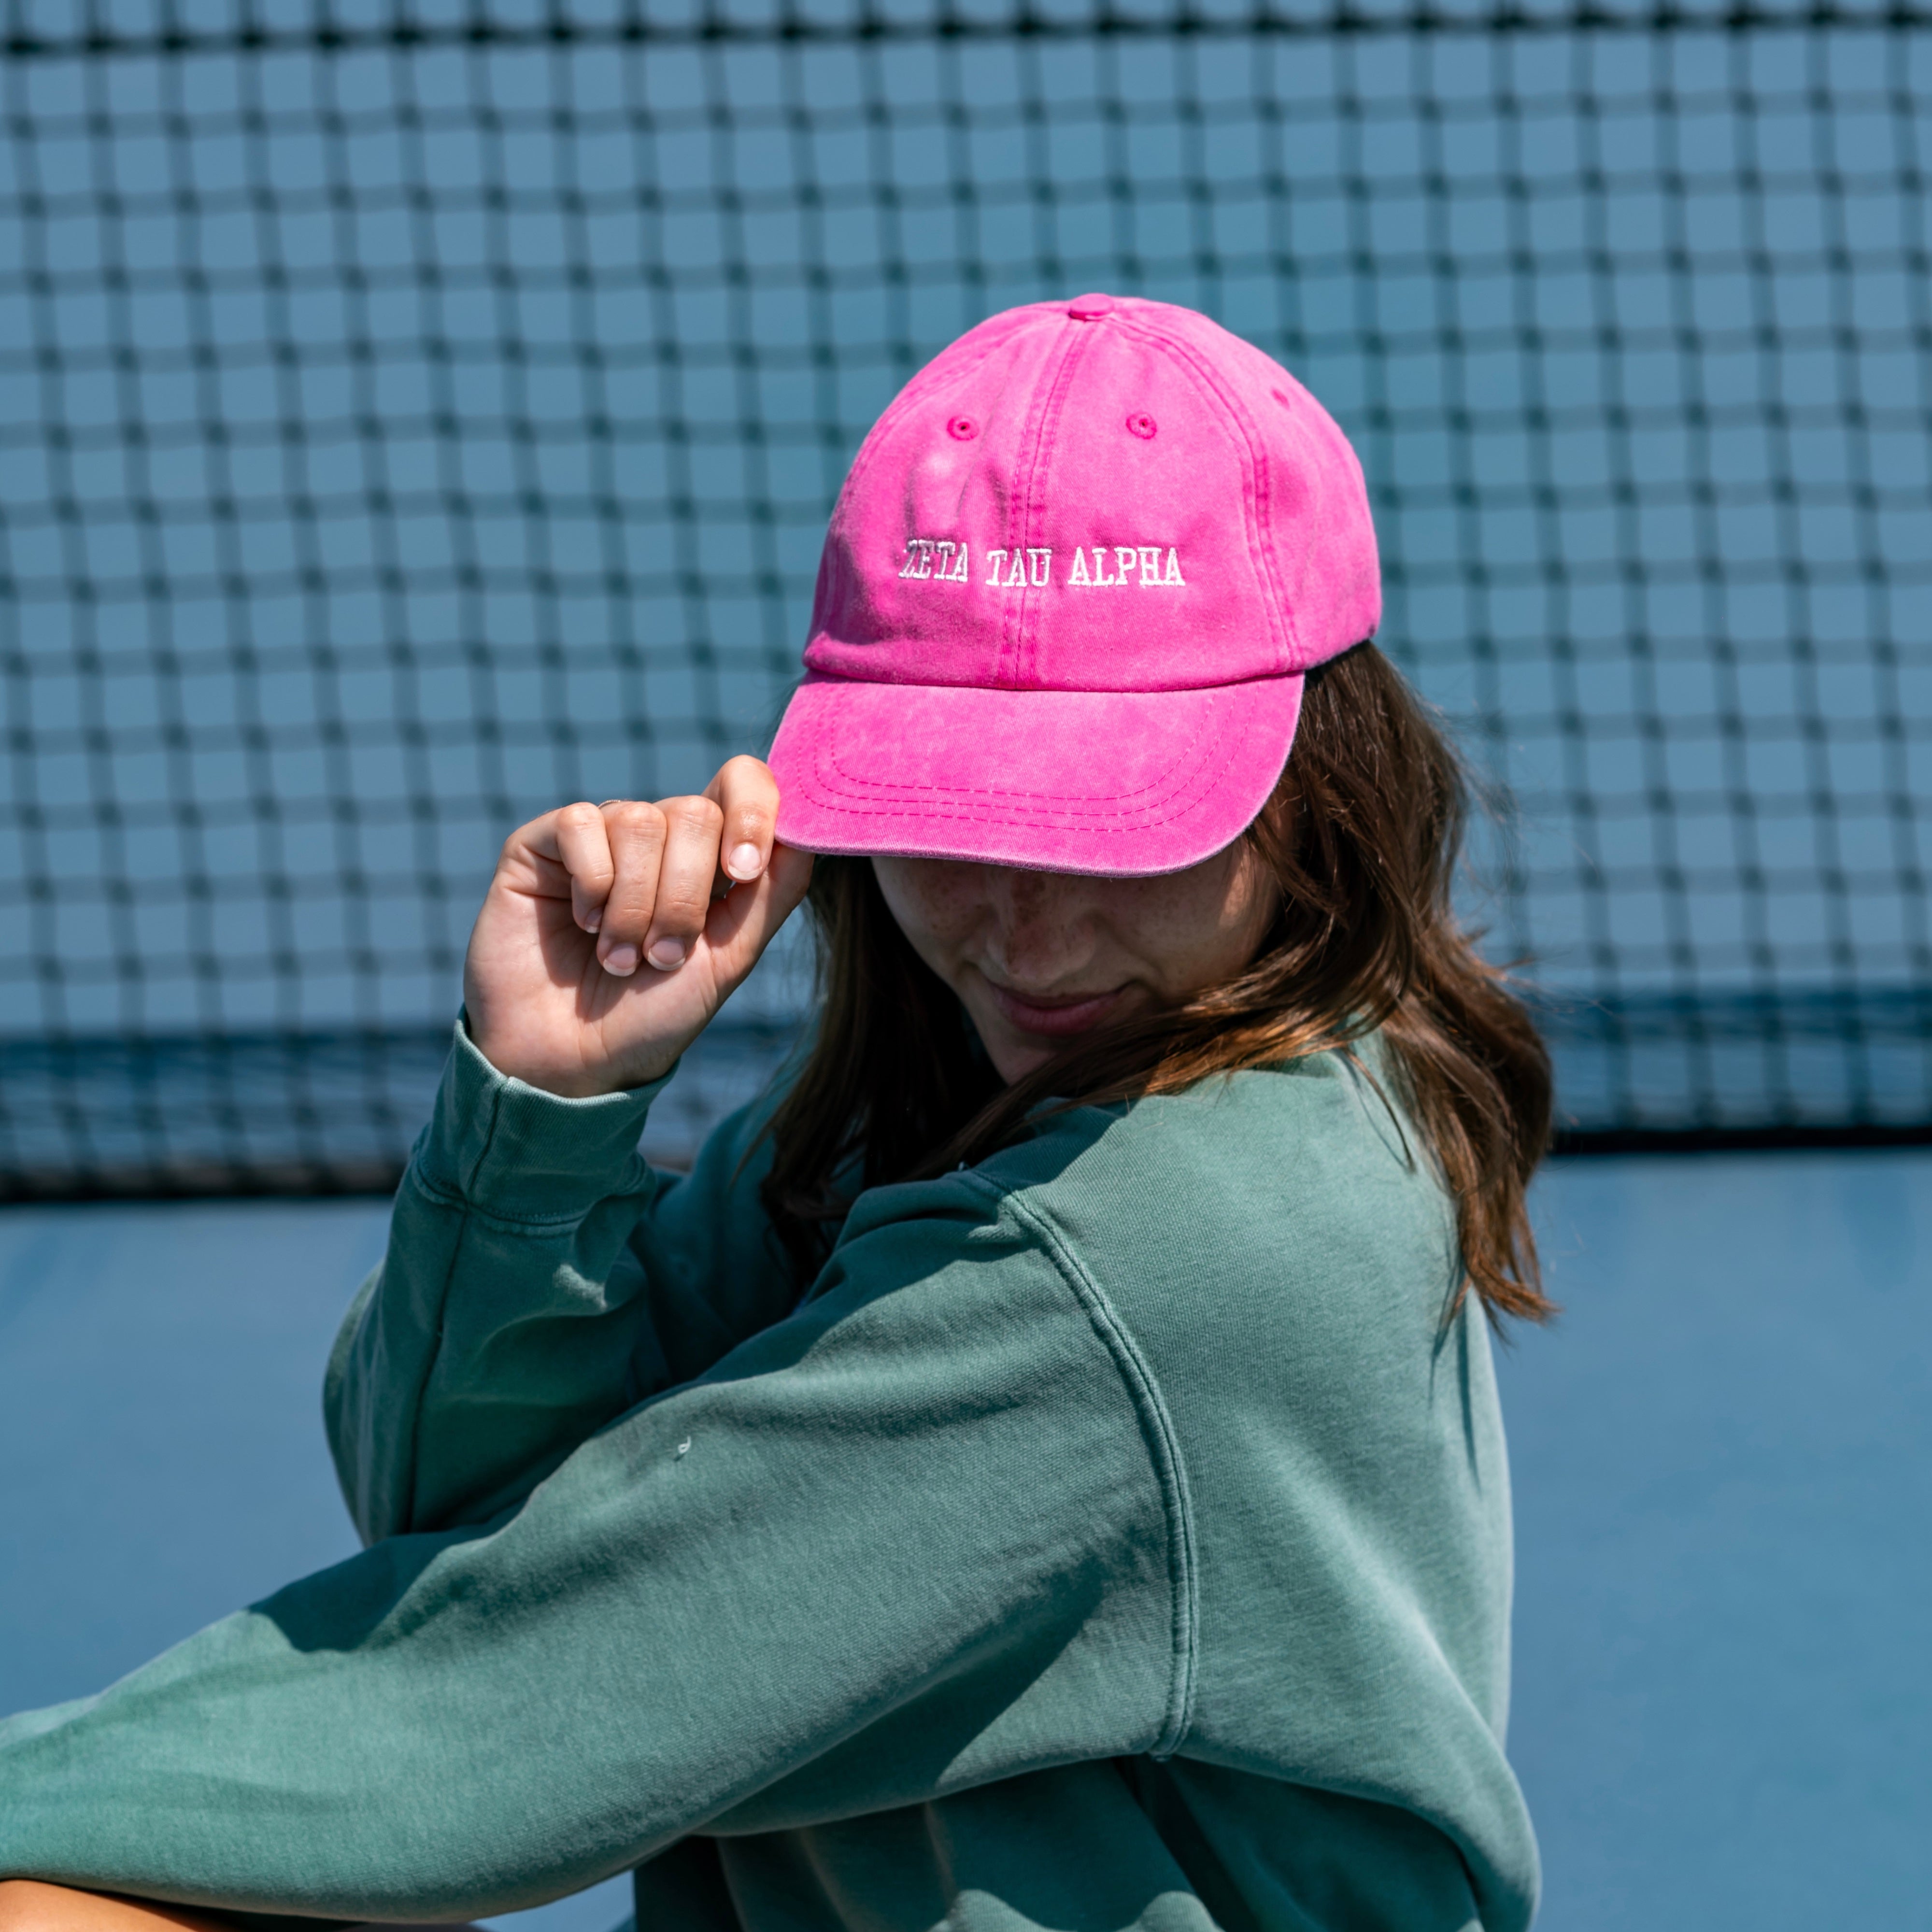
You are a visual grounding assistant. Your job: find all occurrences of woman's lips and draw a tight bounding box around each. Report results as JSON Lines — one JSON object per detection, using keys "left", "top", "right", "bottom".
{"left": 984, "top": 981, "right": 1126, "bottom": 1039}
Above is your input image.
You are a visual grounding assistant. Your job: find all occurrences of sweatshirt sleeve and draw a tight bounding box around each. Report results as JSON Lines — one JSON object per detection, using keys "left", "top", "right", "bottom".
{"left": 324, "top": 1020, "right": 801, "bottom": 1542}
{"left": 0, "top": 1156, "right": 1187, "bottom": 1922}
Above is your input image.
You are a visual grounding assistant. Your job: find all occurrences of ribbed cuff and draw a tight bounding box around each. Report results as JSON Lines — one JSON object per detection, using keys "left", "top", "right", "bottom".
{"left": 412, "top": 1015, "right": 676, "bottom": 1222}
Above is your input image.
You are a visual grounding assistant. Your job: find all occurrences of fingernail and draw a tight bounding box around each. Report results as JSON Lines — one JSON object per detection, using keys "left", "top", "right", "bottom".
{"left": 726, "top": 843, "right": 764, "bottom": 881}
{"left": 647, "top": 938, "right": 686, "bottom": 970}
{"left": 603, "top": 943, "right": 639, "bottom": 976}
{"left": 582, "top": 908, "right": 601, "bottom": 933}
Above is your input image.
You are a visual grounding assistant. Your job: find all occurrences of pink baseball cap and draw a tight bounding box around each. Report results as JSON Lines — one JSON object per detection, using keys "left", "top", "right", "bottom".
{"left": 767, "top": 294, "right": 1380, "bottom": 877}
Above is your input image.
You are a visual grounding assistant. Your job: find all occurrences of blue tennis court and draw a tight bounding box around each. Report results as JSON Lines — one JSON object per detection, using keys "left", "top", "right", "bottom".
{"left": 3, "top": 1148, "right": 1926, "bottom": 1930}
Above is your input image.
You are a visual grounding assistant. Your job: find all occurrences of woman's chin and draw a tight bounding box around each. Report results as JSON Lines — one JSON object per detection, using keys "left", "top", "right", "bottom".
{"left": 986, "top": 1043, "right": 1053, "bottom": 1085}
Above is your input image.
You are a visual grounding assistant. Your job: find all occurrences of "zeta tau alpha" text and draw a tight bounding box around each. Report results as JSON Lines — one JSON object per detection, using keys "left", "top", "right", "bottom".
{"left": 897, "top": 540, "right": 1187, "bottom": 589}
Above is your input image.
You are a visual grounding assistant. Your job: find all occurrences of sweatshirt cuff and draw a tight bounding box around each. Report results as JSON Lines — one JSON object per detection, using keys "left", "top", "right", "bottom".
{"left": 411, "top": 1014, "right": 676, "bottom": 1221}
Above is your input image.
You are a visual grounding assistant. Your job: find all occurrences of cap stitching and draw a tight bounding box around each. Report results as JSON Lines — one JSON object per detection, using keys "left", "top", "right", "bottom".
{"left": 1114, "top": 313, "right": 1301, "bottom": 671}
{"left": 1118, "top": 315, "right": 1286, "bottom": 666}
{"left": 803, "top": 742, "right": 1227, "bottom": 830}
{"left": 815, "top": 702, "right": 1220, "bottom": 812}
{"left": 998, "top": 317, "right": 1087, "bottom": 688}
{"left": 1147, "top": 321, "right": 1300, "bottom": 667}
{"left": 788, "top": 684, "right": 1300, "bottom": 830}
{"left": 1017, "top": 318, "right": 1096, "bottom": 688}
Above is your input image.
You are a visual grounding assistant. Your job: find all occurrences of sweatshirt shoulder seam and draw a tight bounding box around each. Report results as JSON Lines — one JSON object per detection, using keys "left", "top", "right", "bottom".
{"left": 968, "top": 1174, "right": 1200, "bottom": 1759}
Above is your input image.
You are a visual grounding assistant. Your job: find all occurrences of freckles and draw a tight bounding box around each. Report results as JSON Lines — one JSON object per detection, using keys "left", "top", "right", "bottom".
{"left": 929, "top": 872, "right": 987, "bottom": 930}
{"left": 892, "top": 859, "right": 984, "bottom": 942}
{"left": 1006, "top": 870, "right": 1049, "bottom": 916}
{"left": 1109, "top": 850, "right": 1263, "bottom": 990}
{"left": 1000, "top": 869, "right": 1061, "bottom": 946}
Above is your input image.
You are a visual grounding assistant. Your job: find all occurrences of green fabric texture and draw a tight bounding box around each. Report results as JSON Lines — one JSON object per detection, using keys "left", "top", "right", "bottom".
{"left": 0, "top": 1021, "right": 1537, "bottom": 1932}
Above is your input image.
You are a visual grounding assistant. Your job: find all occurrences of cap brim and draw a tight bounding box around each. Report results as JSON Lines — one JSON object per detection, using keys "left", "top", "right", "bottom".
{"left": 768, "top": 673, "right": 1303, "bottom": 878}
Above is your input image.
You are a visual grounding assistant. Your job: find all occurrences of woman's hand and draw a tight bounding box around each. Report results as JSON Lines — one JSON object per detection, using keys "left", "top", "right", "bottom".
{"left": 462, "top": 756, "right": 813, "bottom": 1097}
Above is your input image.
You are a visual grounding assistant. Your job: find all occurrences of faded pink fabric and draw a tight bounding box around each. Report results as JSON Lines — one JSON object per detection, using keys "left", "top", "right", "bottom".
{"left": 768, "top": 293, "right": 1380, "bottom": 875}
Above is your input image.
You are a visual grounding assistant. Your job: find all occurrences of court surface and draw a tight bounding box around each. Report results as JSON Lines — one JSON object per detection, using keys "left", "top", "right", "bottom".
{"left": 2, "top": 1150, "right": 1926, "bottom": 1932}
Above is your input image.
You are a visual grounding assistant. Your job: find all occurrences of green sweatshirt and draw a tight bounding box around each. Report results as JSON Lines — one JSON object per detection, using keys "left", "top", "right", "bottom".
{"left": 0, "top": 1022, "right": 1536, "bottom": 1932}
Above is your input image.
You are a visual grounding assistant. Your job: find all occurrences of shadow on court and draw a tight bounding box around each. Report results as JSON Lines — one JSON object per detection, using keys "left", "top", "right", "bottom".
{"left": 2, "top": 1153, "right": 1926, "bottom": 1931}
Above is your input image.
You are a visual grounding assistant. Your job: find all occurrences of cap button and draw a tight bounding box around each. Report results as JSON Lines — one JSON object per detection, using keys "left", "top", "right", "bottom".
{"left": 1066, "top": 293, "right": 1115, "bottom": 320}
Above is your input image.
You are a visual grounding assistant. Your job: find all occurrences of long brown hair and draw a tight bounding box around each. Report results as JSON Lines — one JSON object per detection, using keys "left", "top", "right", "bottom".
{"left": 759, "top": 643, "right": 1554, "bottom": 1323}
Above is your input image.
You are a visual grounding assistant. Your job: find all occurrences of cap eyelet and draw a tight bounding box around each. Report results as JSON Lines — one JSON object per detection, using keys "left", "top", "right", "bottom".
{"left": 1125, "top": 412, "right": 1157, "bottom": 440}
{"left": 947, "top": 415, "right": 978, "bottom": 441}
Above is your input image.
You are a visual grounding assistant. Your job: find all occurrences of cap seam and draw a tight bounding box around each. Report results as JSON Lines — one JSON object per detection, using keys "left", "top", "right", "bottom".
{"left": 1017, "top": 316, "right": 1097, "bottom": 688}
{"left": 1115, "top": 312, "right": 1301, "bottom": 671}
{"left": 999, "top": 316, "right": 1088, "bottom": 687}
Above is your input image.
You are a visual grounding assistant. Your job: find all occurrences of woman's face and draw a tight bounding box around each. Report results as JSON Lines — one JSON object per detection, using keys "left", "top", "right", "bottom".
{"left": 872, "top": 844, "right": 1280, "bottom": 1084}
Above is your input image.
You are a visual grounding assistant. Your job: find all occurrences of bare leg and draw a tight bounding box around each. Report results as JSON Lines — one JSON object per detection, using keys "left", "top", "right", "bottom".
{"left": 0, "top": 1886, "right": 234, "bottom": 1932}
{"left": 0, "top": 1886, "right": 480, "bottom": 1932}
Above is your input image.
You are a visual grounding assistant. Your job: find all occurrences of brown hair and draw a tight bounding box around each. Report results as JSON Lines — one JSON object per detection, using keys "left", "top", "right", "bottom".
{"left": 759, "top": 642, "right": 1554, "bottom": 1323}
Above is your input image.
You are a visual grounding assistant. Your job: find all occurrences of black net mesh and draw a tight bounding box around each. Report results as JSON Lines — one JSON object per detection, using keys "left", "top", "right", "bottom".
{"left": 3, "top": 0, "right": 1930, "bottom": 1195}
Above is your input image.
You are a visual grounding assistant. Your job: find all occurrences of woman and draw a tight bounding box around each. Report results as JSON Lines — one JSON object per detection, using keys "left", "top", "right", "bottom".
{"left": 0, "top": 296, "right": 1551, "bottom": 1932}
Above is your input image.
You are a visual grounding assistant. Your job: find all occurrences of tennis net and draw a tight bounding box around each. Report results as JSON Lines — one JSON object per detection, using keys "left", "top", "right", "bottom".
{"left": 3, "top": 0, "right": 1929, "bottom": 1194}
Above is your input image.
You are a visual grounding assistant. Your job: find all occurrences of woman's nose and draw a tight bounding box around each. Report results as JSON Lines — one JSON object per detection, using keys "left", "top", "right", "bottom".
{"left": 986, "top": 869, "right": 1091, "bottom": 970}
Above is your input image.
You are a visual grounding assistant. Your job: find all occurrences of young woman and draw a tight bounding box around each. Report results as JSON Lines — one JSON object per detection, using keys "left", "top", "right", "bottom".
{"left": 0, "top": 296, "right": 1551, "bottom": 1932}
